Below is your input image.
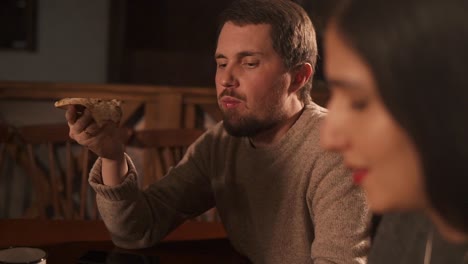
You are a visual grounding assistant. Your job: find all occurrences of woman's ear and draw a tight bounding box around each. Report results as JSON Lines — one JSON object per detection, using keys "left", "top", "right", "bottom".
{"left": 289, "top": 63, "right": 313, "bottom": 94}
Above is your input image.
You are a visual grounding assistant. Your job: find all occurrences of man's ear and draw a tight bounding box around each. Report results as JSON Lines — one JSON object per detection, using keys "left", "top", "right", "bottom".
{"left": 289, "top": 63, "right": 313, "bottom": 94}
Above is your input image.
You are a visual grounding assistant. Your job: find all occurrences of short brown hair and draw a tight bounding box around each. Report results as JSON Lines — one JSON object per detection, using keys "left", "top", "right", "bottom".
{"left": 218, "top": 0, "right": 317, "bottom": 104}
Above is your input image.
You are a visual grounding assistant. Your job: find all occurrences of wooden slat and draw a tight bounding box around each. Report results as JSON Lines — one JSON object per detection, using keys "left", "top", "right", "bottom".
{"left": 0, "top": 126, "right": 9, "bottom": 173}
{"left": 120, "top": 101, "right": 143, "bottom": 125}
{"left": 0, "top": 219, "right": 227, "bottom": 247}
{"left": 18, "top": 123, "right": 70, "bottom": 143}
{"left": 0, "top": 81, "right": 328, "bottom": 106}
{"left": 26, "top": 144, "right": 47, "bottom": 219}
{"left": 0, "top": 81, "right": 216, "bottom": 100}
{"left": 184, "top": 103, "right": 196, "bottom": 129}
{"left": 199, "top": 104, "right": 223, "bottom": 123}
{"left": 0, "top": 125, "right": 9, "bottom": 142}
{"left": 47, "top": 142, "right": 61, "bottom": 218}
{"left": 183, "top": 96, "right": 217, "bottom": 105}
{"left": 144, "top": 94, "right": 183, "bottom": 129}
{"left": 134, "top": 129, "right": 204, "bottom": 147}
{"left": 79, "top": 148, "right": 89, "bottom": 220}
{"left": 65, "top": 141, "right": 74, "bottom": 219}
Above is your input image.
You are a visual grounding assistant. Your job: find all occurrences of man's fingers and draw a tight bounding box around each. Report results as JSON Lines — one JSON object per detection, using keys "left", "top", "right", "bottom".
{"left": 65, "top": 105, "right": 77, "bottom": 125}
{"left": 65, "top": 105, "right": 88, "bottom": 125}
{"left": 70, "top": 109, "right": 94, "bottom": 135}
{"left": 84, "top": 123, "right": 101, "bottom": 137}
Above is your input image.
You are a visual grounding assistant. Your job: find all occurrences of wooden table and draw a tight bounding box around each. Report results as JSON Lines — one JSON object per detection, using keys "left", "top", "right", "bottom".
{"left": 0, "top": 219, "right": 250, "bottom": 263}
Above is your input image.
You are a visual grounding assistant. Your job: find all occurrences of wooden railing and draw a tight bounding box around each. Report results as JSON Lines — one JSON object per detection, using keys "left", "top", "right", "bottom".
{"left": 0, "top": 81, "right": 220, "bottom": 130}
{"left": 0, "top": 80, "right": 329, "bottom": 130}
{"left": 0, "top": 124, "right": 212, "bottom": 220}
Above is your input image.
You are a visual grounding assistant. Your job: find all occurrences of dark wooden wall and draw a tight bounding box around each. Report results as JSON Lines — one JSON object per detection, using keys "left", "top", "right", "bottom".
{"left": 109, "top": 0, "right": 339, "bottom": 87}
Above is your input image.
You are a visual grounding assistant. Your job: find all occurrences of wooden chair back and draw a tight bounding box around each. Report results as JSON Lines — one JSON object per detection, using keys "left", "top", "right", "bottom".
{"left": 0, "top": 125, "right": 9, "bottom": 174}
{"left": 0, "top": 125, "right": 14, "bottom": 217}
{"left": 132, "top": 129, "right": 204, "bottom": 186}
{"left": 130, "top": 128, "right": 219, "bottom": 222}
{"left": 17, "top": 123, "right": 131, "bottom": 220}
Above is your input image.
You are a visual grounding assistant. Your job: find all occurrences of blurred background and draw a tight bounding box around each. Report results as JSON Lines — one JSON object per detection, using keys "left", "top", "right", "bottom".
{"left": 0, "top": 0, "right": 337, "bottom": 219}
{"left": 0, "top": 0, "right": 338, "bottom": 85}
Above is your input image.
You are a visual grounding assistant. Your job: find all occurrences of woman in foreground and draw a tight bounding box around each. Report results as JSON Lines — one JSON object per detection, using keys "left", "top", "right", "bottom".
{"left": 320, "top": 0, "right": 467, "bottom": 263}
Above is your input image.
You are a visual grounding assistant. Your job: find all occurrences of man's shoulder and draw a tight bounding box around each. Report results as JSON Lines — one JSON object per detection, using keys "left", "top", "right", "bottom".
{"left": 295, "top": 103, "right": 328, "bottom": 145}
{"left": 196, "top": 121, "right": 240, "bottom": 148}
{"left": 303, "top": 102, "right": 328, "bottom": 120}
{"left": 202, "top": 121, "right": 231, "bottom": 140}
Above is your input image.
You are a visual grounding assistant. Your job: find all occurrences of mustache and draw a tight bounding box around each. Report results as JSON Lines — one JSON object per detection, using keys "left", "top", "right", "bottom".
{"left": 219, "top": 89, "right": 247, "bottom": 101}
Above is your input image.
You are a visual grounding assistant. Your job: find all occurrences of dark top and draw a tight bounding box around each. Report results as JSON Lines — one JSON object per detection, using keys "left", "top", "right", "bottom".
{"left": 369, "top": 212, "right": 468, "bottom": 264}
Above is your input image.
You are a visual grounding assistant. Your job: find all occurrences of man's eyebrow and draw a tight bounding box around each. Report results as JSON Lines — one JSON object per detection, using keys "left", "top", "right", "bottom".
{"left": 214, "top": 51, "right": 264, "bottom": 60}
{"left": 214, "top": 53, "right": 226, "bottom": 60}
{"left": 238, "top": 51, "right": 264, "bottom": 57}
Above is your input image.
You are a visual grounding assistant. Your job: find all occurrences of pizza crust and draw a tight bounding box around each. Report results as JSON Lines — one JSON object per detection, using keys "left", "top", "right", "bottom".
{"left": 54, "top": 98, "right": 122, "bottom": 127}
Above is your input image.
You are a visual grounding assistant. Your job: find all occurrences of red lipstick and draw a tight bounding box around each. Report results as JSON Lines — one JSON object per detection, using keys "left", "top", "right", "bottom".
{"left": 352, "top": 169, "right": 368, "bottom": 185}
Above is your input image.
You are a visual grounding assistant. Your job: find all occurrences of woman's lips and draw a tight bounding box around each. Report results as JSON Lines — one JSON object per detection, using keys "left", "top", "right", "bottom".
{"left": 352, "top": 169, "right": 368, "bottom": 185}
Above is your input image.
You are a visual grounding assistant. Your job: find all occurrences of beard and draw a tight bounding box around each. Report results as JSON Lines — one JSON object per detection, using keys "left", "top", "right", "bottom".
{"left": 222, "top": 110, "right": 276, "bottom": 137}
{"left": 221, "top": 102, "right": 286, "bottom": 137}
{"left": 218, "top": 88, "right": 285, "bottom": 137}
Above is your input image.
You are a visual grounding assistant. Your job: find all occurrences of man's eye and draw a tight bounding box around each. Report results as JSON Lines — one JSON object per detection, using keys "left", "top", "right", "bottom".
{"left": 217, "top": 63, "right": 227, "bottom": 68}
{"left": 243, "top": 62, "right": 259, "bottom": 68}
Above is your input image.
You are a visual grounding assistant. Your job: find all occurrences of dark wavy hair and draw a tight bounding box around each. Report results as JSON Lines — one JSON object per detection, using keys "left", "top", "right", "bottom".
{"left": 330, "top": 0, "right": 468, "bottom": 233}
{"left": 217, "top": 0, "right": 317, "bottom": 105}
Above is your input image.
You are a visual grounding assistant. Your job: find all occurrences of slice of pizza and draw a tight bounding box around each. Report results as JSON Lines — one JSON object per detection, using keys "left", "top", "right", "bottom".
{"left": 54, "top": 98, "right": 122, "bottom": 127}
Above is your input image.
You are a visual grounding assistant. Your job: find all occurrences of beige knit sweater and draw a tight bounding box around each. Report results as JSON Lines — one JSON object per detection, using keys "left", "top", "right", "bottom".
{"left": 89, "top": 103, "right": 370, "bottom": 264}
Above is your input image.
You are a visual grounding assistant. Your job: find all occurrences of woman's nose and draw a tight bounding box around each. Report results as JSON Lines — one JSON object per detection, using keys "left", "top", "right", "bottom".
{"left": 320, "top": 107, "right": 349, "bottom": 152}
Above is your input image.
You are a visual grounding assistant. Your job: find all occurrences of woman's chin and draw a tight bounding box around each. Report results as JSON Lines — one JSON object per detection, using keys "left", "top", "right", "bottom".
{"left": 365, "top": 193, "right": 405, "bottom": 214}
{"left": 366, "top": 198, "right": 419, "bottom": 216}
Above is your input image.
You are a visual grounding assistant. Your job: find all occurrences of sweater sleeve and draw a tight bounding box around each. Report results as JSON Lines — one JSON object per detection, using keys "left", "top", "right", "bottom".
{"left": 89, "top": 135, "right": 215, "bottom": 249}
{"left": 308, "top": 151, "right": 371, "bottom": 264}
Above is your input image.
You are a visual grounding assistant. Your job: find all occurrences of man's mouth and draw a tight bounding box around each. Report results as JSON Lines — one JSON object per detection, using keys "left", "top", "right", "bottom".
{"left": 220, "top": 96, "right": 242, "bottom": 109}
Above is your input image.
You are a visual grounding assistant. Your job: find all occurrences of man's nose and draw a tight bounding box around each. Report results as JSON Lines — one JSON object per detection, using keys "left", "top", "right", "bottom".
{"left": 220, "top": 66, "right": 239, "bottom": 89}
